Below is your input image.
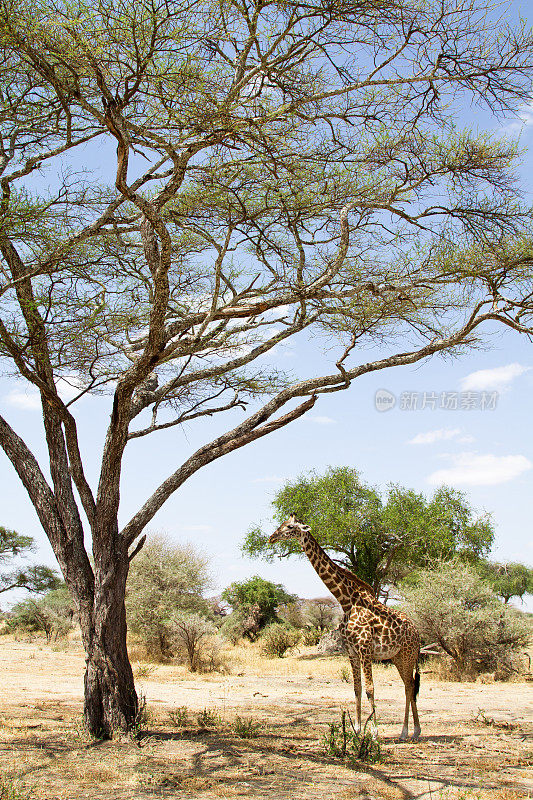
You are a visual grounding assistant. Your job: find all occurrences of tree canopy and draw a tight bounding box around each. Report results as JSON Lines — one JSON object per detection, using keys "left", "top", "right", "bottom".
{"left": 0, "top": 526, "right": 60, "bottom": 596}
{"left": 1, "top": 0, "right": 533, "bottom": 735}
{"left": 478, "top": 561, "right": 533, "bottom": 604}
{"left": 126, "top": 534, "right": 213, "bottom": 659}
{"left": 243, "top": 467, "right": 494, "bottom": 597}
{"left": 222, "top": 575, "right": 296, "bottom": 635}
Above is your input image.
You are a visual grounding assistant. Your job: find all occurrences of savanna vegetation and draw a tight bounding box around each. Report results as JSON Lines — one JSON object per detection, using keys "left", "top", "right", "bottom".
{"left": 3, "top": 0, "right": 533, "bottom": 737}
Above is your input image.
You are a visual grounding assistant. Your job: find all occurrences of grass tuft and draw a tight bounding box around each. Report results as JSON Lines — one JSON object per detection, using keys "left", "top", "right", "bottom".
{"left": 168, "top": 706, "right": 189, "bottom": 727}
{"left": 0, "top": 775, "right": 35, "bottom": 800}
{"left": 233, "top": 716, "right": 261, "bottom": 739}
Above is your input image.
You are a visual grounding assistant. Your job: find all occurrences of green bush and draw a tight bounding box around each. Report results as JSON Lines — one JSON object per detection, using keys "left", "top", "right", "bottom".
{"left": 222, "top": 576, "right": 296, "bottom": 639}
{"left": 260, "top": 623, "right": 300, "bottom": 657}
{"left": 219, "top": 609, "right": 248, "bottom": 644}
{"left": 302, "top": 627, "right": 322, "bottom": 646}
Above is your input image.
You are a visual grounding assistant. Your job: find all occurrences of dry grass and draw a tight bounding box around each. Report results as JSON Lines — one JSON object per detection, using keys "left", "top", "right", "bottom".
{"left": 0, "top": 635, "right": 531, "bottom": 800}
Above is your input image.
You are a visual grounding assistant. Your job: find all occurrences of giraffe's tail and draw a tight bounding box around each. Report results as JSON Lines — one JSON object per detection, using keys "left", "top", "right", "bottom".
{"left": 413, "top": 660, "right": 420, "bottom": 702}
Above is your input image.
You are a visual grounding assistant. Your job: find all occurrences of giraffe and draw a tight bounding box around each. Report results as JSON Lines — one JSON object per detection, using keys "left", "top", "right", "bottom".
{"left": 269, "top": 514, "right": 421, "bottom": 741}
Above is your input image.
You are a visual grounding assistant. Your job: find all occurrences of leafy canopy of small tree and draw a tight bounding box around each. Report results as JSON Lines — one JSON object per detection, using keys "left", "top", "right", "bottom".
{"left": 2, "top": 0, "right": 533, "bottom": 735}
{"left": 0, "top": 526, "right": 60, "bottom": 596}
{"left": 126, "top": 535, "right": 213, "bottom": 659}
{"left": 477, "top": 561, "right": 533, "bottom": 604}
{"left": 400, "top": 561, "right": 531, "bottom": 678}
{"left": 222, "top": 575, "right": 296, "bottom": 633}
{"left": 7, "top": 584, "right": 74, "bottom": 642}
{"left": 243, "top": 467, "right": 493, "bottom": 596}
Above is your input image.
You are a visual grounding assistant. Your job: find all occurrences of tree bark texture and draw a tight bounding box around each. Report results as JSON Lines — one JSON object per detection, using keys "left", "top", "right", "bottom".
{"left": 83, "top": 559, "right": 138, "bottom": 737}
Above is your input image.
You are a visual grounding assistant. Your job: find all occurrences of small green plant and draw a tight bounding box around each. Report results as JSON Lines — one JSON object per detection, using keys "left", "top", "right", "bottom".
{"left": 168, "top": 706, "right": 189, "bottom": 727}
{"left": 473, "top": 708, "right": 518, "bottom": 731}
{"left": 0, "top": 775, "right": 35, "bottom": 799}
{"left": 339, "top": 665, "right": 351, "bottom": 683}
{"left": 233, "top": 716, "right": 261, "bottom": 739}
{"left": 323, "top": 711, "right": 382, "bottom": 764}
{"left": 196, "top": 708, "right": 222, "bottom": 729}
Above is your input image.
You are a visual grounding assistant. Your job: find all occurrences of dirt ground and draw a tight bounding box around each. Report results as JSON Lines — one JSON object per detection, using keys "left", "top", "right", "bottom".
{"left": 0, "top": 636, "right": 531, "bottom": 800}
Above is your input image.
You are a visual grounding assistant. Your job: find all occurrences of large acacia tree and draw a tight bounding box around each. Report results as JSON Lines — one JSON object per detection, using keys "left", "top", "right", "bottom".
{"left": 1, "top": 0, "right": 533, "bottom": 736}
{"left": 243, "top": 467, "right": 494, "bottom": 599}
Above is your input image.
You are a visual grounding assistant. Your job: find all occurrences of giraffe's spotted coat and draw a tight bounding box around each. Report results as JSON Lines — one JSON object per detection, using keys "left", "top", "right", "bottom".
{"left": 270, "top": 515, "right": 422, "bottom": 742}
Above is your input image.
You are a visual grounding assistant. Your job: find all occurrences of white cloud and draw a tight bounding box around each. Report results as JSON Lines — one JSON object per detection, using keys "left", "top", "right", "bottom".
{"left": 502, "top": 100, "right": 533, "bottom": 135}
{"left": 460, "top": 363, "right": 530, "bottom": 392}
{"left": 4, "top": 374, "right": 88, "bottom": 411}
{"left": 427, "top": 452, "right": 532, "bottom": 486}
{"left": 408, "top": 428, "right": 462, "bottom": 445}
{"left": 304, "top": 415, "right": 336, "bottom": 425}
{"left": 4, "top": 388, "right": 41, "bottom": 410}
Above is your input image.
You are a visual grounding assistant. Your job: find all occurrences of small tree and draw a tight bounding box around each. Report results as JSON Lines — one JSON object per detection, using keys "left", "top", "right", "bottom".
{"left": 126, "top": 535, "right": 212, "bottom": 660}
{"left": 243, "top": 468, "right": 493, "bottom": 597}
{"left": 303, "top": 598, "right": 341, "bottom": 633}
{"left": 0, "top": 526, "right": 60, "bottom": 596}
{"left": 479, "top": 561, "right": 533, "bottom": 604}
{"left": 8, "top": 585, "right": 74, "bottom": 642}
{"left": 170, "top": 612, "right": 218, "bottom": 672}
{"left": 221, "top": 576, "right": 296, "bottom": 639}
{"left": 400, "top": 561, "right": 531, "bottom": 678}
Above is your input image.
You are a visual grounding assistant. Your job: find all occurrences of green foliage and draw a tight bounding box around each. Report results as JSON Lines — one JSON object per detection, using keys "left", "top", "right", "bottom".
{"left": 243, "top": 467, "right": 494, "bottom": 596}
{"left": 400, "top": 561, "right": 532, "bottom": 677}
{"left": 260, "top": 623, "right": 301, "bottom": 657}
{"left": 7, "top": 585, "right": 74, "bottom": 642}
{"left": 219, "top": 609, "right": 249, "bottom": 644}
{"left": 221, "top": 576, "right": 296, "bottom": 638}
{"left": 126, "top": 535, "right": 213, "bottom": 660}
{"left": 477, "top": 561, "right": 533, "bottom": 604}
{"left": 0, "top": 526, "right": 60, "bottom": 596}
{"left": 323, "top": 712, "right": 382, "bottom": 764}
{"left": 0, "top": 528, "right": 33, "bottom": 560}
{"left": 301, "top": 627, "right": 322, "bottom": 646}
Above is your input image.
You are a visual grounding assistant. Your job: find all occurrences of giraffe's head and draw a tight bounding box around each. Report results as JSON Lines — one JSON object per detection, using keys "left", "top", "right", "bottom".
{"left": 269, "top": 514, "right": 310, "bottom": 544}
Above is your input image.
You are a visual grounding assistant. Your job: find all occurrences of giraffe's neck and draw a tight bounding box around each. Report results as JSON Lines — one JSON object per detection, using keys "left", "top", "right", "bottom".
{"left": 300, "top": 531, "right": 374, "bottom": 611}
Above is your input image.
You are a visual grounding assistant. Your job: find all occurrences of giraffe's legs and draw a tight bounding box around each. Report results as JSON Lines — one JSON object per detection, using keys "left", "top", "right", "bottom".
{"left": 360, "top": 649, "right": 377, "bottom": 738}
{"left": 346, "top": 647, "right": 362, "bottom": 733}
{"left": 393, "top": 653, "right": 421, "bottom": 742}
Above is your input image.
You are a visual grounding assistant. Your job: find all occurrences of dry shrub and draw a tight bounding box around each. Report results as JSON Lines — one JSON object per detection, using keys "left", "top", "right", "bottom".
{"left": 401, "top": 561, "right": 531, "bottom": 679}
{"left": 260, "top": 624, "right": 300, "bottom": 657}
{"left": 170, "top": 612, "right": 229, "bottom": 673}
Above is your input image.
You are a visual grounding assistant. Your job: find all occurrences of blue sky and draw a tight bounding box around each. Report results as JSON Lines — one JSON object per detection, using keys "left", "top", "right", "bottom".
{"left": 1, "top": 3, "right": 533, "bottom": 612}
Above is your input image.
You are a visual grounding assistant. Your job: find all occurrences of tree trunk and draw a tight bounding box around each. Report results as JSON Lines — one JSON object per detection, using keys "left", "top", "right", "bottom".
{"left": 82, "top": 558, "right": 138, "bottom": 738}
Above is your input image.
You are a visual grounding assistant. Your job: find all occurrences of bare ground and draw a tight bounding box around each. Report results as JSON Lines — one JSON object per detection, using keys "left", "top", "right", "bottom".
{"left": 0, "top": 637, "right": 531, "bottom": 800}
